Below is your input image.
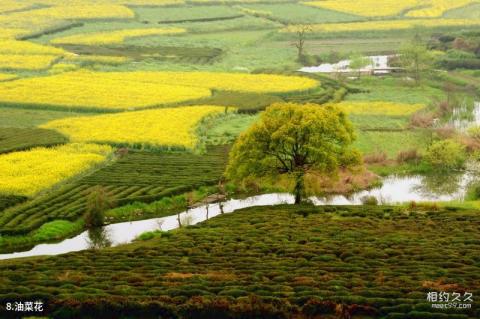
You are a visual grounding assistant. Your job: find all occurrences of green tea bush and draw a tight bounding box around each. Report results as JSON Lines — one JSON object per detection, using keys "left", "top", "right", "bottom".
{"left": 0, "top": 205, "right": 478, "bottom": 318}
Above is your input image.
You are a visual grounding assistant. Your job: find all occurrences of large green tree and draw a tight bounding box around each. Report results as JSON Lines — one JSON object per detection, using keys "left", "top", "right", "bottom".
{"left": 226, "top": 103, "right": 361, "bottom": 204}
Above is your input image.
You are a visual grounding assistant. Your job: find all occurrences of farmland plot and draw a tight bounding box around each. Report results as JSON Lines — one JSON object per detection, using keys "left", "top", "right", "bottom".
{"left": 42, "top": 106, "right": 228, "bottom": 149}
{"left": 0, "top": 127, "right": 67, "bottom": 154}
{"left": 0, "top": 143, "right": 112, "bottom": 197}
{"left": 0, "top": 205, "right": 478, "bottom": 318}
{"left": 0, "top": 146, "right": 228, "bottom": 238}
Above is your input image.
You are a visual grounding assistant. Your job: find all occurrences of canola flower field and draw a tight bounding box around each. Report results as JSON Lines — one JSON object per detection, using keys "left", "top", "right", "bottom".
{"left": 283, "top": 18, "right": 480, "bottom": 33}
{"left": 303, "top": 0, "right": 419, "bottom": 17}
{"left": 304, "top": 0, "right": 478, "bottom": 18}
{"left": 0, "top": 143, "right": 112, "bottom": 197}
{"left": 42, "top": 106, "right": 229, "bottom": 149}
{"left": 0, "top": 71, "right": 318, "bottom": 111}
{"left": 334, "top": 101, "right": 425, "bottom": 116}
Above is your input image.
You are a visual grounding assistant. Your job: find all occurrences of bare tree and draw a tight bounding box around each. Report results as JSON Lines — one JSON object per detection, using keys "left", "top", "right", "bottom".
{"left": 292, "top": 24, "right": 312, "bottom": 61}
{"left": 218, "top": 178, "right": 226, "bottom": 214}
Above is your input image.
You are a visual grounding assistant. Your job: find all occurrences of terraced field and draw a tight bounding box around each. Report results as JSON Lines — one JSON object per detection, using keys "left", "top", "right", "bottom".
{"left": 0, "top": 146, "right": 228, "bottom": 239}
{"left": 0, "top": 195, "right": 26, "bottom": 212}
{"left": 0, "top": 205, "right": 478, "bottom": 318}
{"left": 0, "top": 127, "right": 67, "bottom": 154}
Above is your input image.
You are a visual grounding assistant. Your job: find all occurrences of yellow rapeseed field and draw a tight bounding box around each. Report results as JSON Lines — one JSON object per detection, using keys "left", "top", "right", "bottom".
{"left": 406, "top": 0, "right": 475, "bottom": 17}
{"left": 0, "top": 73, "right": 16, "bottom": 81}
{"left": 0, "top": 40, "right": 70, "bottom": 70}
{"left": 42, "top": 106, "right": 229, "bottom": 149}
{"left": 303, "top": 0, "right": 418, "bottom": 17}
{"left": 77, "top": 71, "right": 319, "bottom": 93}
{"left": 283, "top": 18, "right": 480, "bottom": 33}
{"left": 0, "top": 71, "right": 212, "bottom": 110}
{"left": 0, "top": 54, "right": 59, "bottom": 70}
{"left": 0, "top": 28, "right": 28, "bottom": 40}
{"left": 68, "top": 55, "right": 129, "bottom": 65}
{"left": 0, "top": 2, "right": 31, "bottom": 14}
{"left": 0, "top": 40, "right": 67, "bottom": 55}
{"left": 51, "top": 28, "right": 186, "bottom": 45}
{"left": 332, "top": 101, "right": 425, "bottom": 116}
{"left": 14, "top": 5, "right": 135, "bottom": 20}
{"left": 48, "top": 63, "right": 79, "bottom": 74}
{"left": 34, "top": 0, "right": 183, "bottom": 5}
{"left": 0, "top": 4, "right": 134, "bottom": 36}
{"left": 0, "top": 70, "right": 318, "bottom": 110}
{"left": 0, "top": 143, "right": 112, "bottom": 196}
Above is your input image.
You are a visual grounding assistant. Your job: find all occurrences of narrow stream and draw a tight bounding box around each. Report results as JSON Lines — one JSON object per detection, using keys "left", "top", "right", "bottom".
{"left": 0, "top": 171, "right": 476, "bottom": 260}
{"left": 1, "top": 100, "right": 478, "bottom": 261}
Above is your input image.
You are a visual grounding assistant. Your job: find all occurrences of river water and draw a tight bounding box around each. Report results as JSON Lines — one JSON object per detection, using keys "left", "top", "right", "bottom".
{"left": 450, "top": 100, "right": 480, "bottom": 131}
{"left": 0, "top": 171, "right": 477, "bottom": 260}
{"left": 1, "top": 100, "right": 479, "bottom": 260}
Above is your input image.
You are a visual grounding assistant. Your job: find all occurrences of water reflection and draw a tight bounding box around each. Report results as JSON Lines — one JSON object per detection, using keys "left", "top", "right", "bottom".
{"left": 86, "top": 228, "right": 112, "bottom": 250}
{"left": 451, "top": 100, "right": 480, "bottom": 131}
{"left": 416, "top": 171, "right": 465, "bottom": 197}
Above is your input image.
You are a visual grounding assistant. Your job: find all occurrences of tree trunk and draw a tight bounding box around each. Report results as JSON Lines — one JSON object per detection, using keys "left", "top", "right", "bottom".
{"left": 294, "top": 171, "right": 305, "bottom": 204}
{"left": 219, "top": 202, "right": 224, "bottom": 214}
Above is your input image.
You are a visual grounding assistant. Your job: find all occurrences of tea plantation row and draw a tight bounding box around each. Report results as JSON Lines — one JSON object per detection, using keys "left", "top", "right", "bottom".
{"left": 0, "top": 205, "right": 478, "bottom": 318}
{"left": 0, "top": 127, "right": 67, "bottom": 155}
{"left": 0, "top": 146, "right": 228, "bottom": 237}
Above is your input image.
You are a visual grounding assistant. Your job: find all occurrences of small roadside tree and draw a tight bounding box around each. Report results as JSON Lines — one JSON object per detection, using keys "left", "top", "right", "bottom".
{"left": 226, "top": 103, "right": 361, "bottom": 204}
{"left": 292, "top": 24, "right": 312, "bottom": 61}
{"left": 349, "top": 53, "right": 371, "bottom": 77}
{"left": 424, "top": 139, "right": 466, "bottom": 170}
{"left": 399, "top": 39, "right": 433, "bottom": 85}
{"left": 84, "top": 186, "right": 114, "bottom": 228}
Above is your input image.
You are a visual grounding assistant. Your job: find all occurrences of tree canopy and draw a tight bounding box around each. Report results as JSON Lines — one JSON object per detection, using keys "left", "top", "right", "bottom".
{"left": 226, "top": 103, "right": 361, "bottom": 203}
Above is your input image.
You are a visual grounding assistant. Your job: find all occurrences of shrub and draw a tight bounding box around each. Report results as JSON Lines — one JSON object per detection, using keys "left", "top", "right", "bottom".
{"left": 466, "top": 182, "right": 480, "bottom": 200}
{"left": 84, "top": 186, "right": 115, "bottom": 228}
{"left": 396, "top": 149, "right": 421, "bottom": 164}
{"left": 434, "top": 126, "right": 455, "bottom": 139}
{"left": 468, "top": 125, "right": 480, "bottom": 140}
{"left": 364, "top": 151, "right": 387, "bottom": 164}
{"left": 423, "top": 139, "right": 466, "bottom": 170}
{"left": 361, "top": 196, "right": 378, "bottom": 205}
{"left": 409, "top": 112, "right": 434, "bottom": 128}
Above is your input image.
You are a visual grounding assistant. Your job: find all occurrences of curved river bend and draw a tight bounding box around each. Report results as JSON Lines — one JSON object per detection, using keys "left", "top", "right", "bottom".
{"left": 0, "top": 173, "right": 475, "bottom": 260}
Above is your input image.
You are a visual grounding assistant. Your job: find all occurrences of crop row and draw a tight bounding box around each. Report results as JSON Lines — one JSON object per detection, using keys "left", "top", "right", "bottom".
{"left": 0, "top": 127, "right": 67, "bottom": 155}
{"left": 0, "top": 195, "right": 26, "bottom": 212}
{"left": 0, "top": 205, "right": 478, "bottom": 318}
{"left": 0, "top": 146, "right": 228, "bottom": 236}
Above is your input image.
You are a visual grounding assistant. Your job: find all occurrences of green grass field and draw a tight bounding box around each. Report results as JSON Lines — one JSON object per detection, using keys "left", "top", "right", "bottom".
{"left": 345, "top": 77, "right": 445, "bottom": 105}
{"left": 0, "top": 205, "right": 478, "bottom": 318}
{"left": 354, "top": 130, "right": 431, "bottom": 158}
